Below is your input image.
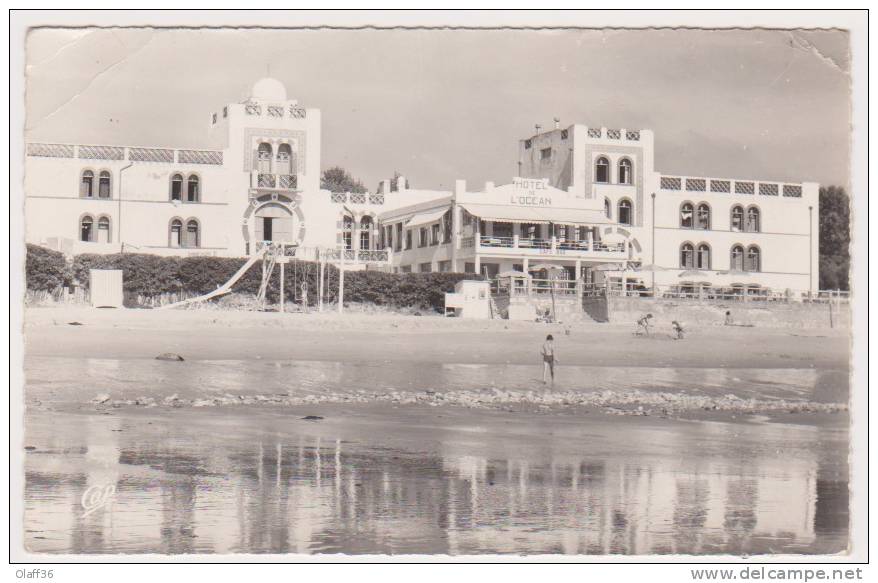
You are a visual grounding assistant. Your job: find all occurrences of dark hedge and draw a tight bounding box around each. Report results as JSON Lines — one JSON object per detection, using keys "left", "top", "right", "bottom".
{"left": 25, "top": 244, "right": 70, "bottom": 291}
{"left": 24, "top": 246, "right": 481, "bottom": 311}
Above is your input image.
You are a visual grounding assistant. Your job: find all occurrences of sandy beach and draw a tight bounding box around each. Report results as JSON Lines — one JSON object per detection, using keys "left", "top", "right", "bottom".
{"left": 25, "top": 305, "right": 849, "bottom": 369}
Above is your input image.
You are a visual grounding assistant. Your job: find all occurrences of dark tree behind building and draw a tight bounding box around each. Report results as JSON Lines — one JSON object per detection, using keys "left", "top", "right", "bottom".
{"left": 818, "top": 186, "right": 850, "bottom": 291}
{"left": 321, "top": 166, "right": 367, "bottom": 193}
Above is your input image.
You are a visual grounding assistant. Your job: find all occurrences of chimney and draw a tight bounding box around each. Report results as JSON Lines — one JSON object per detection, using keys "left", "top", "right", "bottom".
{"left": 380, "top": 180, "right": 390, "bottom": 194}
{"left": 554, "top": 117, "right": 560, "bottom": 130}
{"left": 396, "top": 175, "right": 407, "bottom": 192}
{"left": 534, "top": 124, "right": 542, "bottom": 135}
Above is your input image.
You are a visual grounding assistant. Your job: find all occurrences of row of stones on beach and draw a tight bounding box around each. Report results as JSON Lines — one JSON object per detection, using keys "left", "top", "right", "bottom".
{"left": 90, "top": 387, "right": 847, "bottom": 416}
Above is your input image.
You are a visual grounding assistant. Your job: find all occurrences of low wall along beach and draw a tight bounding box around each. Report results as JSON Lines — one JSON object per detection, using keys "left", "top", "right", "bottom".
{"left": 583, "top": 295, "right": 850, "bottom": 329}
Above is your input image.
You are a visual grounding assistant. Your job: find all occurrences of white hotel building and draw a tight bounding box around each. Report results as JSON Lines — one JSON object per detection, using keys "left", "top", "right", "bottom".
{"left": 24, "top": 78, "right": 819, "bottom": 296}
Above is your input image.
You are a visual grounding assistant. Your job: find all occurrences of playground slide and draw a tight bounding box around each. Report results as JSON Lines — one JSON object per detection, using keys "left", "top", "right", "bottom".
{"left": 158, "top": 247, "right": 268, "bottom": 310}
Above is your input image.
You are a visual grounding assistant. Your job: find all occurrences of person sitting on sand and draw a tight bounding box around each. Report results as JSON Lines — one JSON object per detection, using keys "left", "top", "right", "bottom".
{"left": 672, "top": 320, "right": 685, "bottom": 340}
{"left": 541, "top": 334, "right": 557, "bottom": 384}
{"left": 636, "top": 313, "right": 654, "bottom": 336}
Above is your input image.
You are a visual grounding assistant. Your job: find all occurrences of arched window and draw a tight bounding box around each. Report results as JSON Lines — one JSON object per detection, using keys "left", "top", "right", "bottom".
{"left": 256, "top": 142, "right": 272, "bottom": 173}
{"left": 97, "top": 216, "right": 111, "bottom": 243}
{"left": 697, "top": 243, "right": 711, "bottom": 270}
{"left": 604, "top": 198, "right": 611, "bottom": 219}
{"left": 618, "top": 158, "right": 633, "bottom": 185}
{"left": 746, "top": 206, "right": 760, "bottom": 232}
{"left": 187, "top": 175, "right": 200, "bottom": 202}
{"left": 359, "top": 216, "right": 372, "bottom": 250}
{"left": 342, "top": 215, "right": 354, "bottom": 250}
{"left": 618, "top": 199, "right": 632, "bottom": 226}
{"left": 746, "top": 246, "right": 761, "bottom": 272}
{"left": 680, "top": 243, "right": 695, "bottom": 269}
{"left": 730, "top": 205, "right": 744, "bottom": 232}
{"left": 80, "top": 215, "right": 94, "bottom": 242}
{"left": 169, "top": 219, "right": 183, "bottom": 248}
{"left": 170, "top": 174, "right": 183, "bottom": 201}
{"left": 595, "top": 157, "right": 610, "bottom": 183}
{"left": 80, "top": 170, "right": 94, "bottom": 198}
{"left": 276, "top": 144, "right": 293, "bottom": 175}
{"left": 98, "top": 171, "right": 111, "bottom": 198}
{"left": 680, "top": 202, "right": 694, "bottom": 228}
{"left": 696, "top": 203, "right": 711, "bottom": 230}
{"left": 184, "top": 219, "right": 200, "bottom": 248}
{"left": 730, "top": 245, "right": 745, "bottom": 271}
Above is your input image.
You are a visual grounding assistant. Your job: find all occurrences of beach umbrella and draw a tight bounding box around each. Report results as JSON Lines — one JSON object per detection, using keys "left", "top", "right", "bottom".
{"left": 677, "top": 269, "right": 704, "bottom": 278}
{"left": 497, "top": 270, "right": 532, "bottom": 279}
{"left": 600, "top": 232, "right": 627, "bottom": 243}
{"left": 529, "top": 263, "right": 565, "bottom": 272}
{"left": 635, "top": 263, "right": 667, "bottom": 272}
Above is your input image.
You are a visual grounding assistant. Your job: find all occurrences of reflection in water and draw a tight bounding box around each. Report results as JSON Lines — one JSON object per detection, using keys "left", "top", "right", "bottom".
{"left": 24, "top": 408, "right": 848, "bottom": 555}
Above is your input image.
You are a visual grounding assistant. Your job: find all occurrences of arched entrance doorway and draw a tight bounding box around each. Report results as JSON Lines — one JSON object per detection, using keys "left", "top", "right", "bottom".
{"left": 255, "top": 202, "right": 294, "bottom": 243}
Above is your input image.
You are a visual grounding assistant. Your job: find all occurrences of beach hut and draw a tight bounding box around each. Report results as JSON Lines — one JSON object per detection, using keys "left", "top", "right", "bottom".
{"left": 89, "top": 269, "right": 124, "bottom": 308}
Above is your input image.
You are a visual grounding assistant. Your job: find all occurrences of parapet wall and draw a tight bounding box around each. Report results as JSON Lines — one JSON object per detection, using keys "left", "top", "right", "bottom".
{"left": 600, "top": 296, "right": 850, "bottom": 329}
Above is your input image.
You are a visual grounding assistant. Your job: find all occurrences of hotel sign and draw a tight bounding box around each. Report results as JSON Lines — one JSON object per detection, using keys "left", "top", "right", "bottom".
{"left": 510, "top": 177, "right": 552, "bottom": 206}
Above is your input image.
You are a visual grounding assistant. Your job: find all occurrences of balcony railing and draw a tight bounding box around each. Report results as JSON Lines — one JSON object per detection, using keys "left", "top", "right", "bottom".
{"left": 492, "top": 278, "right": 582, "bottom": 298}
{"left": 357, "top": 249, "right": 389, "bottom": 262}
{"left": 323, "top": 248, "right": 391, "bottom": 263}
{"left": 583, "top": 282, "right": 850, "bottom": 303}
{"left": 329, "top": 192, "right": 383, "bottom": 205}
{"left": 278, "top": 174, "right": 297, "bottom": 189}
{"left": 476, "top": 235, "right": 625, "bottom": 254}
{"left": 254, "top": 173, "right": 300, "bottom": 190}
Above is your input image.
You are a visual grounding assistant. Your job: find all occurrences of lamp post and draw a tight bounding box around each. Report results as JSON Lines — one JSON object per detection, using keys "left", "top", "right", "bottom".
{"left": 339, "top": 204, "right": 353, "bottom": 315}
{"left": 118, "top": 163, "right": 133, "bottom": 252}
{"left": 808, "top": 205, "right": 814, "bottom": 298}
{"left": 651, "top": 192, "right": 656, "bottom": 295}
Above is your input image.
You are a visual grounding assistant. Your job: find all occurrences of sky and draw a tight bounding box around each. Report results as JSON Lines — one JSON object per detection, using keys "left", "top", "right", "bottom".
{"left": 25, "top": 27, "right": 851, "bottom": 192}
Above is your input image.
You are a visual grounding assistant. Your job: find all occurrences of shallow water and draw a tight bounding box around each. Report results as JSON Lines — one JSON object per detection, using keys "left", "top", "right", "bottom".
{"left": 24, "top": 409, "right": 849, "bottom": 555}
{"left": 26, "top": 356, "right": 849, "bottom": 405}
{"left": 23, "top": 356, "right": 849, "bottom": 555}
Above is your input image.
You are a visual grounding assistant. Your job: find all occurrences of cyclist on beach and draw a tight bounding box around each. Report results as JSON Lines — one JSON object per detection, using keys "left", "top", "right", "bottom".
{"left": 541, "top": 334, "right": 557, "bottom": 384}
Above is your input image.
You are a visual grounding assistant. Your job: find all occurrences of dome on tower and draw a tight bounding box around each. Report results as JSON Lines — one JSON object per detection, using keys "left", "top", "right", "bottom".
{"left": 249, "top": 78, "right": 287, "bottom": 101}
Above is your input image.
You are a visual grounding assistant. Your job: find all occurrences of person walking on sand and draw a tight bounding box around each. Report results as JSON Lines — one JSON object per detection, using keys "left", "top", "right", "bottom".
{"left": 541, "top": 334, "right": 557, "bottom": 384}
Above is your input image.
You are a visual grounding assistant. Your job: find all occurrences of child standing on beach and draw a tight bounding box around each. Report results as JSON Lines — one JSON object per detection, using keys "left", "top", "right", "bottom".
{"left": 541, "top": 334, "right": 557, "bottom": 384}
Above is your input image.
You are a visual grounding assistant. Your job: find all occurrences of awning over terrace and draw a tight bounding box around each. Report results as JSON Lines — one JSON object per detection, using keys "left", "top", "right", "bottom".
{"left": 458, "top": 202, "right": 611, "bottom": 225}
{"left": 405, "top": 208, "right": 448, "bottom": 228}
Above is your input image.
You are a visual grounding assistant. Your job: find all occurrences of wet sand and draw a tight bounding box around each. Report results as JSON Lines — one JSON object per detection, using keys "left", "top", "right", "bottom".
{"left": 21, "top": 306, "right": 851, "bottom": 555}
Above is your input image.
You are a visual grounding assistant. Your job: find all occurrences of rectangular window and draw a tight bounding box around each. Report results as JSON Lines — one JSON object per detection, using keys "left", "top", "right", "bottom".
{"left": 540, "top": 147, "right": 552, "bottom": 160}
{"left": 406, "top": 229, "right": 413, "bottom": 250}
{"left": 400, "top": 265, "right": 412, "bottom": 273}
{"left": 396, "top": 223, "right": 403, "bottom": 252}
{"left": 431, "top": 224, "right": 440, "bottom": 246}
{"left": 438, "top": 260, "right": 451, "bottom": 273}
{"left": 419, "top": 227, "right": 428, "bottom": 248}
{"left": 419, "top": 262, "right": 432, "bottom": 273}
